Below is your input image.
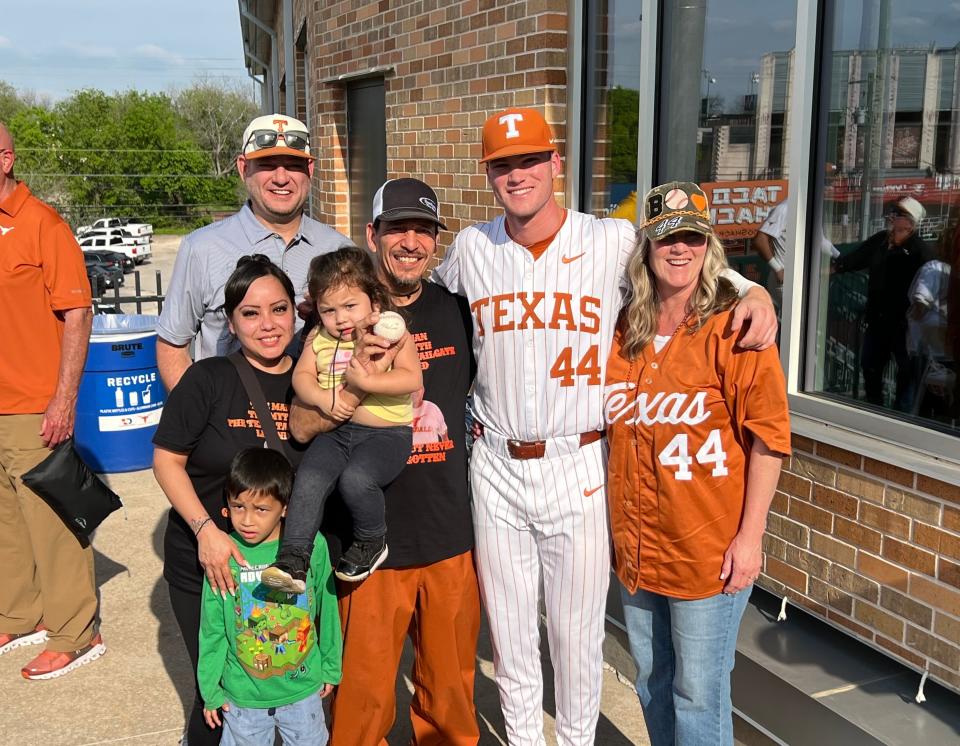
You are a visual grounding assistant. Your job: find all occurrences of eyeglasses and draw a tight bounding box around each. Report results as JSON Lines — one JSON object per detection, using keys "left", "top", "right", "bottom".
{"left": 244, "top": 129, "right": 310, "bottom": 153}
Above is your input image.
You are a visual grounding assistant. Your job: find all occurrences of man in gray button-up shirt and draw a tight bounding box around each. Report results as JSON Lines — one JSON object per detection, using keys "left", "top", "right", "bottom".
{"left": 156, "top": 113, "right": 352, "bottom": 390}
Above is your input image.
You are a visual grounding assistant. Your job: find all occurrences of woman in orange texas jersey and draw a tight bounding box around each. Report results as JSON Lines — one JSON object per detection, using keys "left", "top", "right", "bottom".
{"left": 604, "top": 181, "right": 791, "bottom": 746}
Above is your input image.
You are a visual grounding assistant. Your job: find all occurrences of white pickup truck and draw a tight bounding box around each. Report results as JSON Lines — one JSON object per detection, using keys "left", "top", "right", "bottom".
{"left": 78, "top": 233, "right": 152, "bottom": 264}
{"left": 77, "top": 217, "right": 153, "bottom": 238}
{"left": 80, "top": 226, "right": 151, "bottom": 247}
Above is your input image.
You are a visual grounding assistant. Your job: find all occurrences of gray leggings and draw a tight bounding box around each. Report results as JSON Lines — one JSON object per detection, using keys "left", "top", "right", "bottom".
{"left": 284, "top": 422, "right": 411, "bottom": 548}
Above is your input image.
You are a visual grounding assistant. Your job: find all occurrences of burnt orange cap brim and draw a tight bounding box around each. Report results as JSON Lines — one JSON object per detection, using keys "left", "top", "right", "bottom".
{"left": 480, "top": 143, "right": 556, "bottom": 164}
{"left": 244, "top": 146, "right": 315, "bottom": 161}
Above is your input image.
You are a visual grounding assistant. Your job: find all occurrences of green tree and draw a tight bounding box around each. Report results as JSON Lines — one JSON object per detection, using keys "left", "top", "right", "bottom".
{"left": 0, "top": 81, "right": 25, "bottom": 124}
{"left": 175, "top": 80, "right": 259, "bottom": 177}
{"left": 2, "top": 81, "right": 255, "bottom": 229}
{"left": 6, "top": 106, "right": 64, "bottom": 207}
{"left": 608, "top": 86, "right": 640, "bottom": 184}
{"left": 52, "top": 89, "right": 232, "bottom": 228}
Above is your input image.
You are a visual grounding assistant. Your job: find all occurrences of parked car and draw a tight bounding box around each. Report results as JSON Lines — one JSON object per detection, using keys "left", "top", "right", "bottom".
{"left": 78, "top": 234, "right": 151, "bottom": 264}
{"left": 80, "top": 227, "right": 151, "bottom": 246}
{"left": 82, "top": 249, "right": 133, "bottom": 274}
{"left": 84, "top": 255, "right": 123, "bottom": 290}
{"left": 77, "top": 217, "right": 153, "bottom": 237}
{"left": 86, "top": 266, "right": 108, "bottom": 298}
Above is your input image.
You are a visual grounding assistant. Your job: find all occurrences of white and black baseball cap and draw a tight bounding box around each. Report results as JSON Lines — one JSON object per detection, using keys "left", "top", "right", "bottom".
{"left": 371, "top": 178, "right": 447, "bottom": 230}
{"left": 241, "top": 114, "right": 314, "bottom": 160}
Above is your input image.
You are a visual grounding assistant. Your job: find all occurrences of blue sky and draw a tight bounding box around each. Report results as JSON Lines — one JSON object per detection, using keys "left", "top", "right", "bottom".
{"left": 0, "top": 1, "right": 251, "bottom": 101}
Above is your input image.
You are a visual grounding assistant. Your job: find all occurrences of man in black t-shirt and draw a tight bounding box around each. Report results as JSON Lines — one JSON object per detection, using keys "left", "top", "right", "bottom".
{"left": 289, "top": 179, "right": 479, "bottom": 745}
{"left": 833, "top": 196, "right": 932, "bottom": 410}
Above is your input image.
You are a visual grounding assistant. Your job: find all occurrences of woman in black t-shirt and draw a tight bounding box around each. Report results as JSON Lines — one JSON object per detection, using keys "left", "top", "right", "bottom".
{"left": 153, "top": 255, "right": 304, "bottom": 746}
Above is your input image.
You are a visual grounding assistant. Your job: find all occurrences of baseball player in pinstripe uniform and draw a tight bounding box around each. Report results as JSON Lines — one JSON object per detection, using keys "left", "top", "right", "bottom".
{"left": 433, "top": 108, "right": 777, "bottom": 745}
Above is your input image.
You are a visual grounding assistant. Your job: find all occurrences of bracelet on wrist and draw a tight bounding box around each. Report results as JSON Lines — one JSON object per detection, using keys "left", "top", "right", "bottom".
{"left": 193, "top": 517, "right": 213, "bottom": 537}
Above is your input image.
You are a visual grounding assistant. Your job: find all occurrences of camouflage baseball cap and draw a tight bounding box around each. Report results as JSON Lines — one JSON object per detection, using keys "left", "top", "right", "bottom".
{"left": 640, "top": 181, "right": 713, "bottom": 241}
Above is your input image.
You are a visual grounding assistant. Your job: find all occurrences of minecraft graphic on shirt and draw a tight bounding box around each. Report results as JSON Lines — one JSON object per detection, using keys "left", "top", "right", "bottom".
{"left": 232, "top": 563, "right": 314, "bottom": 680}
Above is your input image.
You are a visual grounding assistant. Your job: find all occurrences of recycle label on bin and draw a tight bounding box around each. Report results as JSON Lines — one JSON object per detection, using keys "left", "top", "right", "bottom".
{"left": 98, "top": 371, "right": 163, "bottom": 431}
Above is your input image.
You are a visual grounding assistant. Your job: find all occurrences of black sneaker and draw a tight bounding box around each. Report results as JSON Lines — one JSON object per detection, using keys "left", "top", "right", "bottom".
{"left": 260, "top": 546, "right": 312, "bottom": 594}
{"left": 335, "top": 538, "right": 388, "bottom": 582}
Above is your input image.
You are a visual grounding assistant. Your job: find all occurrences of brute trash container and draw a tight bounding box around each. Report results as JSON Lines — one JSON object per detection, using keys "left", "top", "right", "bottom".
{"left": 75, "top": 314, "right": 165, "bottom": 472}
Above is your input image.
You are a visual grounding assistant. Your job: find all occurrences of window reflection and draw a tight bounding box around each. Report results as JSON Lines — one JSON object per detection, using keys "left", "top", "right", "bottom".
{"left": 583, "top": 0, "right": 642, "bottom": 219}
{"left": 656, "top": 2, "right": 798, "bottom": 311}
{"left": 813, "top": 1, "right": 959, "bottom": 433}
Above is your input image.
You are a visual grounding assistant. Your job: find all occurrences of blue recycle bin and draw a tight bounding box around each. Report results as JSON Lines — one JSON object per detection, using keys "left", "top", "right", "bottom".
{"left": 75, "top": 314, "right": 166, "bottom": 473}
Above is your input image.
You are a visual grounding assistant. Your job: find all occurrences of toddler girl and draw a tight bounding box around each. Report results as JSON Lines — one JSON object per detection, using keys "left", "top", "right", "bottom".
{"left": 261, "top": 246, "right": 420, "bottom": 591}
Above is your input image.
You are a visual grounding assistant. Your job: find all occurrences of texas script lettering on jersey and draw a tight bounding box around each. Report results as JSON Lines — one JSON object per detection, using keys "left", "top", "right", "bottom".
{"left": 469, "top": 292, "right": 601, "bottom": 336}
{"left": 603, "top": 383, "right": 711, "bottom": 426}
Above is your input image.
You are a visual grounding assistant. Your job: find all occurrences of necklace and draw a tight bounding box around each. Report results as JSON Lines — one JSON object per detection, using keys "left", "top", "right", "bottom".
{"left": 392, "top": 283, "right": 422, "bottom": 304}
{"left": 664, "top": 309, "right": 694, "bottom": 338}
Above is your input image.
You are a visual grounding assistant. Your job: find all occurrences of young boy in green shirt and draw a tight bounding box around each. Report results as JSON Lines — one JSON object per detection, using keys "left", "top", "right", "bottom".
{"left": 198, "top": 448, "right": 341, "bottom": 745}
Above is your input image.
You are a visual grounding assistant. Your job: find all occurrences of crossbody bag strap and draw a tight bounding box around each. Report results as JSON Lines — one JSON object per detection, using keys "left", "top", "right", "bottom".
{"left": 228, "top": 351, "right": 289, "bottom": 457}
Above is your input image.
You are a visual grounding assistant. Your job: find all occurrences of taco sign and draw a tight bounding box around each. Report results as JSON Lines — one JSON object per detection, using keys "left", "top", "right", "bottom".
{"left": 700, "top": 180, "right": 788, "bottom": 239}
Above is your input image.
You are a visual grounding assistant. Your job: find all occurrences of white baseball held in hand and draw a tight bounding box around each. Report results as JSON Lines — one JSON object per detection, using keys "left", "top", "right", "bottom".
{"left": 373, "top": 311, "right": 406, "bottom": 342}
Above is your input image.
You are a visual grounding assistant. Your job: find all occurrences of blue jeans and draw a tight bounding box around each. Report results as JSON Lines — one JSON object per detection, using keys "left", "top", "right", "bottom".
{"left": 620, "top": 583, "right": 751, "bottom": 746}
{"left": 221, "top": 694, "right": 328, "bottom": 746}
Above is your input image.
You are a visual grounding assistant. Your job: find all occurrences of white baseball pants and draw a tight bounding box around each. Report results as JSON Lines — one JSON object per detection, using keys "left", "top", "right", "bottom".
{"left": 471, "top": 434, "right": 610, "bottom": 746}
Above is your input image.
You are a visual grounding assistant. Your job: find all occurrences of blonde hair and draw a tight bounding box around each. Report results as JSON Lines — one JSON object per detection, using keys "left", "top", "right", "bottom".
{"left": 620, "top": 232, "right": 738, "bottom": 359}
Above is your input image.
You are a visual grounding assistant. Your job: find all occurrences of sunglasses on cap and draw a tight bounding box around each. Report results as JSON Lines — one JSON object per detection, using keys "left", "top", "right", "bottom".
{"left": 244, "top": 129, "right": 310, "bottom": 152}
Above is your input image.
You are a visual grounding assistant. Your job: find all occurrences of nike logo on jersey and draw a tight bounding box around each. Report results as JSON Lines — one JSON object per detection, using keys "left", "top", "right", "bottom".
{"left": 0, "top": 225, "right": 13, "bottom": 236}
{"left": 583, "top": 485, "right": 603, "bottom": 497}
{"left": 561, "top": 252, "right": 586, "bottom": 264}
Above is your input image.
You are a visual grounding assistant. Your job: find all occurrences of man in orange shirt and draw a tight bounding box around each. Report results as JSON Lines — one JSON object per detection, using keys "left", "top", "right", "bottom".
{"left": 0, "top": 122, "right": 104, "bottom": 680}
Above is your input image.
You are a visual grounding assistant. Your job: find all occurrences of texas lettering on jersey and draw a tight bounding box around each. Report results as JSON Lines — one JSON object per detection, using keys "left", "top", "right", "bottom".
{"left": 603, "top": 383, "right": 711, "bottom": 426}
{"left": 469, "top": 292, "right": 601, "bottom": 336}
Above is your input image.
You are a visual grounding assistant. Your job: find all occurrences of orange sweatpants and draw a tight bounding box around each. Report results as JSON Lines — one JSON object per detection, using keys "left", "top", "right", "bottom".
{"left": 329, "top": 549, "right": 481, "bottom": 746}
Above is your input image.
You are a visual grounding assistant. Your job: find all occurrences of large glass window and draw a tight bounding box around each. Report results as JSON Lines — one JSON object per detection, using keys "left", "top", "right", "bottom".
{"left": 808, "top": 2, "right": 959, "bottom": 436}
{"left": 656, "top": 1, "right": 798, "bottom": 312}
{"left": 581, "top": 0, "right": 642, "bottom": 219}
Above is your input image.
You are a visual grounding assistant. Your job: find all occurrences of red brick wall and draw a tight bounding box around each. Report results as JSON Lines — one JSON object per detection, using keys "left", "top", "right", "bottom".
{"left": 287, "top": 0, "right": 569, "bottom": 253}
{"left": 764, "top": 435, "right": 960, "bottom": 692}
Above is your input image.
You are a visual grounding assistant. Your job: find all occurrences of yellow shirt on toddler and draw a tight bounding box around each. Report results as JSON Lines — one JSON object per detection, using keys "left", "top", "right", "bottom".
{"left": 312, "top": 328, "right": 412, "bottom": 424}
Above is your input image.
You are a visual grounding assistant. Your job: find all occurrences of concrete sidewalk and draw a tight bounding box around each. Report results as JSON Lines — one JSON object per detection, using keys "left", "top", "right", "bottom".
{"left": 3, "top": 469, "right": 648, "bottom": 745}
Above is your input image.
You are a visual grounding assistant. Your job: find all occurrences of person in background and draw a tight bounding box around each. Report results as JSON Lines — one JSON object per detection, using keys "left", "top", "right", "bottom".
{"left": 833, "top": 195, "right": 932, "bottom": 410}
{"left": 753, "top": 184, "right": 839, "bottom": 316}
{"left": 0, "top": 121, "right": 103, "bottom": 681}
{"left": 906, "top": 230, "right": 953, "bottom": 416}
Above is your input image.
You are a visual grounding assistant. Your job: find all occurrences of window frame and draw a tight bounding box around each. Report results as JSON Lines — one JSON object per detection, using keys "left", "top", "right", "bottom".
{"left": 782, "top": 0, "right": 960, "bottom": 480}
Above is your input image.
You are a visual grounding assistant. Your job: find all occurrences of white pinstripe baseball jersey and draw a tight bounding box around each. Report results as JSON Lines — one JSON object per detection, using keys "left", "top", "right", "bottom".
{"left": 433, "top": 210, "right": 635, "bottom": 441}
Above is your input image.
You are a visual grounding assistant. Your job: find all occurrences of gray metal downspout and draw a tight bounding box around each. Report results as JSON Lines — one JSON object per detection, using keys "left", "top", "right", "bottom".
{"left": 239, "top": 0, "right": 279, "bottom": 113}
{"left": 245, "top": 48, "right": 272, "bottom": 112}
{"left": 283, "top": 0, "right": 295, "bottom": 116}
{"left": 247, "top": 71, "right": 265, "bottom": 110}
{"left": 658, "top": 0, "right": 707, "bottom": 182}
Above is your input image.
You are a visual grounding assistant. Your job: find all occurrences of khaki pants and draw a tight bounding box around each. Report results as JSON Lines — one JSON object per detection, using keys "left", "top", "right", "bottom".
{"left": 0, "top": 414, "right": 96, "bottom": 651}
{"left": 330, "top": 550, "right": 481, "bottom": 746}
